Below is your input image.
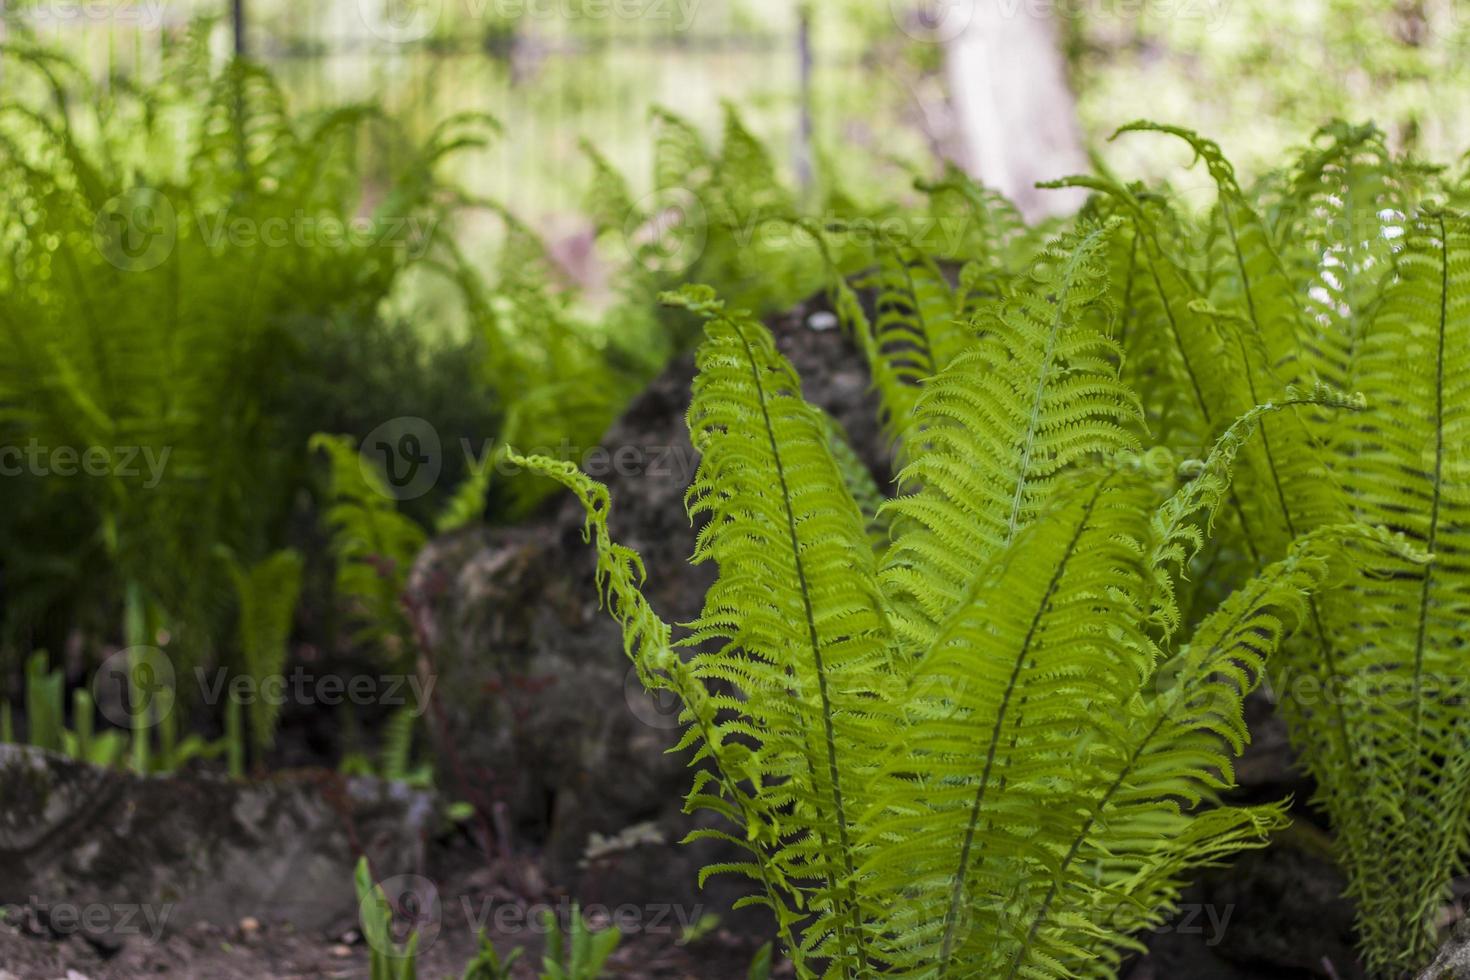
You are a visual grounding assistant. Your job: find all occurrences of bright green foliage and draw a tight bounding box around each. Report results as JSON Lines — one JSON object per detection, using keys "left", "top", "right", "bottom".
{"left": 23, "top": 650, "right": 65, "bottom": 753}
{"left": 1292, "top": 210, "right": 1470, "bottom": 969}
{"left": 514, "top": 264, "right": 1380, "bottom": 975}
{"left": 1054, "top": 121, "right": 1470, "bottom": 974}
{"left": 539, "top": 903, "right": 622, "bottom": 980}
{"left": 879, "top": 222, "right": 1142, "bottom": 650}
{"left": 312, "top": 434, "right": 429, "bottom": 662}
{"left": 459, "top": 931, "right": 523, "bottom": 980}
{"left": 224, "top": 549, "right": 304, "bottom": 762}
{"left": 822, "top": 172, "right": 1059, "bottom": 460}
{"left": 7, "top": 652, "right": 133, "bottom": 769}
{"left": 819, "top": 410, "right": 891, "bottom": 556}
{"left": 436, "top": 196, "right": 671, "bottom": 515}
{"left": 844, "top": 241, "right": 971, "bottom": 451}
{"left": 354, "top": 858, "right": 421, "bottom": 980}
{"left": 593, "top": 105, "right": 876, "bottom": 319}
{"left": 0, "top": 39, "right": 483, "bottom": 659}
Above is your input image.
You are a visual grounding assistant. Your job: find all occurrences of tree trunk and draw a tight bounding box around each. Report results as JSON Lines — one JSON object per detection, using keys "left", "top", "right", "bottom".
{"left": 943, "top": 0, "right": 1090, "bottom": 221}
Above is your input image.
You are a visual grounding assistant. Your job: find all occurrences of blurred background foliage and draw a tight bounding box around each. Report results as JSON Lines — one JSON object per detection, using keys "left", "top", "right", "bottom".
{"left": 1, "top": 0, "right": 1468, "bottom": 770}
{"left": 8, "top": 0, "right": 1468, "bottom": 251}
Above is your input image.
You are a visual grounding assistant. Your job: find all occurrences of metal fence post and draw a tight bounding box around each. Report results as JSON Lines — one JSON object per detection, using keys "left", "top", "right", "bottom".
{"left": 232, "top": 0, "right": 246, "bottom": 57}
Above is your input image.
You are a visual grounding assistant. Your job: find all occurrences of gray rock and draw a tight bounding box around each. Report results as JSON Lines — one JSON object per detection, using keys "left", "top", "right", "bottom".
{"left": 409, "top": 296, "right": 890, "bottom": 918}
{"left": 1420, "top": 920, "right": 1470, "bottom": 979}
{"left": 0, "top": 745, "right": 434, "bottom": 943}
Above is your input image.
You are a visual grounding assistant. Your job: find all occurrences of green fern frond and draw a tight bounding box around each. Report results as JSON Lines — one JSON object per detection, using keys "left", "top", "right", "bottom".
{"left": 225, "top": 548, "right": 304, "bottom": 760}
{"left": 1278, "top": 123, "right": 1409, "bottom": 446}
{"left": 863, "top": 468, "right": 1163, "bottom": 976}
{"left": 1115, "top": 123, "right": 1309, "bottom": 376}
{"left": 1284, "top": 209, "right": 1470, "bottom": 973}
{"left": 818, "top": 409, "right": 892, "bottom": 556}
{"left": 651, "top": 106, "right": 715, "bottom": 195}
{"left": 672, "top": 283, "right": 894, "bottom": 974}
{"left": 534, "top": 270, "right": 1327, "bottom": 978}
{"left": 880, "top": 222, "right": 1143, "bottom": 651}
{"left": 509, "top": 449, "right": 807, "bottom": 964}
{"left": 846, "top": 240, "right": 968, "bottom": 452}
{"left": 311, "top": 434, "right": 427, "bottom": 660}
{"left": 914, "top": 164, "right": 1029, "bottom": 269}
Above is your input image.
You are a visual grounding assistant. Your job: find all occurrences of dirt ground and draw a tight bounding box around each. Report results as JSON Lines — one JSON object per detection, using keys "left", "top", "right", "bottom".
{"left": 0, "top": 837, "right": 769, "bottom": 980}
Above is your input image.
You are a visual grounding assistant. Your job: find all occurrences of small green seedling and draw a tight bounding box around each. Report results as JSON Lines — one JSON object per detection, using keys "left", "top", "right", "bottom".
{"left": 354, "top": 858, "right": 421, "bottom": 980}
{"left": 459, "top": 930, "right": 522, "bottom": 980}
{"left": 747, "top": 942, "right": 773, "bottom": 980}
{"left": 539, "top": 903, "right": 620, "bottom": 980}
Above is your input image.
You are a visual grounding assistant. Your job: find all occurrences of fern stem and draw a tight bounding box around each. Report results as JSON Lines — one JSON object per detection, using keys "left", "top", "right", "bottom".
{"left": 937, "top": 479, "right": 1108, "bottom": 977}
{"left": 1408, "top": 214, "right": 1448, "bottom": 760}
{"left": 1004, "top": 225, "right": 1110, "bottom": 541}
{"left": 1225, "top": 329, "right": 1369, "bottom": 810}
{"left": 1008, "top": 720, "right": 1159, "bottom": 977}
{"left": 735, "top": 322, "right": 870, "bottom": 977}
{"left": 1134, "top": 220, "right": 1264, "bottom": 571}
{"left": 1004, "top": 586, "right": 1263, "bottom": 977}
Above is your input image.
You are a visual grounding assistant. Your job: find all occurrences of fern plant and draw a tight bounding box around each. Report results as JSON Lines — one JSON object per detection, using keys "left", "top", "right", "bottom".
{"left": 2, "top": 649, "right": 221, "bottom": 772}
{"left": 539, "top": 903, "right": 622, "bottom": 980}
{"left": 312, "top": 434, "right": 430, "bottom": 663}
{"left": 513, "top": 244, "right": 1400, "bottom": 975}
{"left": 354, "top": 858, "right": 422, "bottom": 980}
{"left": 0, "top": 35, "right": 488, "bottom": 683}
{"left": 223, "top": 548, "right": 304, "bottom": 764}
{"left": 1049, "top": 122, "right": 1470, "bottom": 974}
